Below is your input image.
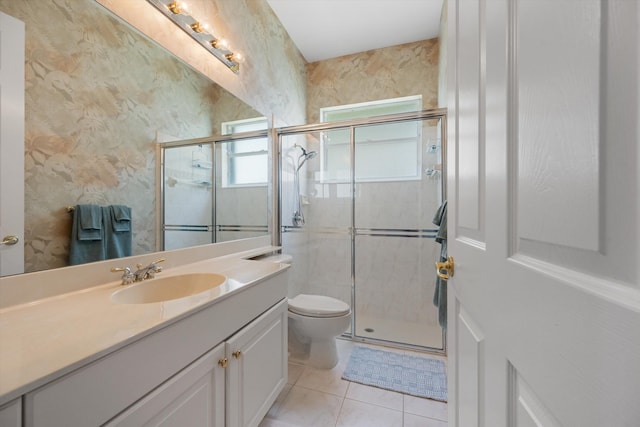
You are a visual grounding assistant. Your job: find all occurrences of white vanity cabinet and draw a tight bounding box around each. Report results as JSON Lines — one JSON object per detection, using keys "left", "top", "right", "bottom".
{"left": 22, "top": 272, "right": 288, "bottom": 427}
{"left": 0, "top": 398, "right": 21, "bottom": 427}
{"left": 105, "top": 298, "right": 287, "bottom": 427}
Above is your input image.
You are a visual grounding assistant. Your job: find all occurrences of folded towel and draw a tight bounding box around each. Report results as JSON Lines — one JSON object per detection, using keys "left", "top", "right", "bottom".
{"left": 110, "top": 205, "right": 131, "bottom": 232}
{"left": 76, "top": 204, "right": 102, "bottom": 241}
{"left": 70, "top": 204, "right": 106, "bottom": 265}
{"left": 103, "top": 206, "right": 132, "bottom": 259}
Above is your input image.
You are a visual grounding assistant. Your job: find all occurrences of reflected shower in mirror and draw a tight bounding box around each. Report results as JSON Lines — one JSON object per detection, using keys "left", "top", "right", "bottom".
{"left": 0, "top": 0, "right": 269, "bottom": 273}
{"left": 160, "top": 129, "right": 269, "bottom": 251}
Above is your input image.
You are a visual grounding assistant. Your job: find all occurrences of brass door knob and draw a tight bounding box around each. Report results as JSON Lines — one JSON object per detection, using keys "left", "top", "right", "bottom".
{"left": 435, "top": 256, "right": 455, "bottom": 281}
{"left": 232, "top": 351, "right": 242, "bottom": 359}
{"left": 0, "top": 235, "right": 19, "bottom": 246}
{"left": 218, "top": 357, "right": 228, "bottom": 368}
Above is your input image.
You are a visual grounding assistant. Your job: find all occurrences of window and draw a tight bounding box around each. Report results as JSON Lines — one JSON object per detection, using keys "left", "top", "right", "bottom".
{"left": 220, "top": 117, "right": 268, "bottom": 187}
{"left": 320, "top": 96, "right": 422, "bottom": 183}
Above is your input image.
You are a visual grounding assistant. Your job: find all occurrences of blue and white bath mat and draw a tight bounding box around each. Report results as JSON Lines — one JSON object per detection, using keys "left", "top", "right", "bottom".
{"left": 342, "top": 345, "right": 448, "bottom": 402}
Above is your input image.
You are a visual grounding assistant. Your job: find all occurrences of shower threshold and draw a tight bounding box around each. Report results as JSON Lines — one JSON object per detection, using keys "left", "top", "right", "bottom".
{"left": 352, "top": 313, "right": 444, "bottom": 352}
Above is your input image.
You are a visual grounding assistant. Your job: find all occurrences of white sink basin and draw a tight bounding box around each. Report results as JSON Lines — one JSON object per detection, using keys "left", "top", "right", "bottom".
{"left": 111, "top": 273, "right": 227, "bottom": 304}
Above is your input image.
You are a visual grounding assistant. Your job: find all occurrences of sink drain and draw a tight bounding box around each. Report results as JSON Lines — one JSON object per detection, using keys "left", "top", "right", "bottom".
{"left": 364, "top": 328, "right": 375, "bottom": 333}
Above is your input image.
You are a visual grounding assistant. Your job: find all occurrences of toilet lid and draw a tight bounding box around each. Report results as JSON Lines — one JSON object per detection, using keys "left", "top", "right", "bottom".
{"left": 288, "top": 294, "right": 351, "bottom": 318}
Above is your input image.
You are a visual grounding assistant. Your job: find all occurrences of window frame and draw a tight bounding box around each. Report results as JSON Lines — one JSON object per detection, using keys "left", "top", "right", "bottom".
{"left": 220, "top": 117, "right": 269, "bottom": 188}
{"left": 319, "top": 95, "right": 423, "bottom": 183}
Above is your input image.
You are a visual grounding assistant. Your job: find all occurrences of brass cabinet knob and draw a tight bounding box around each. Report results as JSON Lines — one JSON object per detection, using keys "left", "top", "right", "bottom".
{"left": 218, "top": 358, "right": 228, "bottom": 368}
{"left": 232, "top": 351, "right": 242, "bottom": 359}
{"left": 435, "top": 256, "right": 455, "bottom": 281}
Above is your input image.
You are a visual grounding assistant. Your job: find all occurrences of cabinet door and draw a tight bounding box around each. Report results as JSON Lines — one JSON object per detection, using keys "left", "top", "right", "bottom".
{"left": 105, "top": 343, "right": 225, "bottom": 427}
{"left": 0, "top": 398, "right": 21, "bottom": 427}
{"left": 226, "top": 299, "right": 287, "bottom": 427}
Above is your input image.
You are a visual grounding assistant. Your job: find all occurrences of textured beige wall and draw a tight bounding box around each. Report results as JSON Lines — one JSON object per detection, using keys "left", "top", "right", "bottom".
{"left": 438, "top": 0, "right": 448, "bottom": 108}
{"left": 0, "top": 0, "right": 305, "bottom": 272}
{"left": 306, "top": 39, "right": 440, "bottom": 123}
{"left": 98, "top": 0, "right": 308, "bottom": 127}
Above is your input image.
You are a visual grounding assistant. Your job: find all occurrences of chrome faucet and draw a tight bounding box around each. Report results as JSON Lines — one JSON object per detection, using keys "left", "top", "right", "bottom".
{"left": 110, "top": 266, "right": 135, "bottom": 285}
{"left": 111, "top": 258, "right": 165, "bottom": 285}
{"left": 134, "top": 258, "right": 165, "bottom": 282}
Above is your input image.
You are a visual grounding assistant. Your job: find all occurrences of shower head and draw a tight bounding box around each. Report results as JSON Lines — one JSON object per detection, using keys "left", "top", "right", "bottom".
{"left": 294, "top": 144, "right": 318, "bottom": 171}
{"left": 304, "top": 150, "right": 318, "bottom": 160}
{"left": 294, "top": 144, "right": 317, "bottom": 160}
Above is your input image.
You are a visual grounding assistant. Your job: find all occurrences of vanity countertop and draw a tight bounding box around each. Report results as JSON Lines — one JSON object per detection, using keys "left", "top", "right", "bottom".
{"left": 0, "top": 252, "right": 289, "bottom": 405}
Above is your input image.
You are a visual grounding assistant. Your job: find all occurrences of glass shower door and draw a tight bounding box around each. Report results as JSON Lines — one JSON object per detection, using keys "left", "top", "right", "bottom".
{"left": 162, "top": 143, "right": 214, "bottom": 250}
{"left": 352, "top": 118, "right": 444, "bottom": 350}
{"left": 280, "top": 130, "right": 353, "bottom": 336}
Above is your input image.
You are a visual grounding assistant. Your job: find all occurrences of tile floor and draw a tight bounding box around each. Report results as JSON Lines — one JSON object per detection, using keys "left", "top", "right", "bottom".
{"left": 260, "top": 339, "right": 448, "bottom": 427}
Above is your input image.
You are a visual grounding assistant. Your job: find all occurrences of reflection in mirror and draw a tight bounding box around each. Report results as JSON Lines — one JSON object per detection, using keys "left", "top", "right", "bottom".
{"left": 0, "top": 0, "right": 269, "bottom": 274}
{"left": 160, "top": 132, "right": 269, "bottom": 251}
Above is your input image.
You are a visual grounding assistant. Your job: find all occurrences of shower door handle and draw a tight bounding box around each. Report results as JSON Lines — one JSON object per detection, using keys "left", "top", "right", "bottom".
{"left": 435, "top": 256, "right": 454, "bottom": 281}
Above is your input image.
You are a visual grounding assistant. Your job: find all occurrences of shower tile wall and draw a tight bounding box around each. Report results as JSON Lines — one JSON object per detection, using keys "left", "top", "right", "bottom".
{"left": 216, "top": 186, "right": 268, "bottom": 242}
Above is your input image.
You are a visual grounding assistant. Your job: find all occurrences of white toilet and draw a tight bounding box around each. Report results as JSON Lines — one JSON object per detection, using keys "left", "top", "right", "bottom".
{"left": 260, "top": 254, "right": 351, "bottom": 369}
{"left": 288, "top": 294, "right": 351, "bottom": 369}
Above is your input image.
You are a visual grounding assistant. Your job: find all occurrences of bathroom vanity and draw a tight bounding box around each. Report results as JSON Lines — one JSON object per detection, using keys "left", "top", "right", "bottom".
{"left": 0, "top": 246, "right": 289, "bottom": 427}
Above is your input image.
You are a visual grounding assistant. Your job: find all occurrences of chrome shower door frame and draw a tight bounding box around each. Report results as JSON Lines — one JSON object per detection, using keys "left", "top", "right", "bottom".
{"left": 276, "top": 108, "right": 448, "bottom": 354}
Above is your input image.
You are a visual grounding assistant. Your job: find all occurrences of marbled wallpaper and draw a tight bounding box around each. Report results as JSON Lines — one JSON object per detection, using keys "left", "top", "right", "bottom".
{"left": 98, "top": 0, "right": 308, "bottom": 128}
{"left": 438, "top": 0, "right": 448, "bottom": 108}
{"left": 0, "top": 0, "right": 273, "bottom": 272}
{"left": 306, "top": 39, "right": 440, "bottom": 123}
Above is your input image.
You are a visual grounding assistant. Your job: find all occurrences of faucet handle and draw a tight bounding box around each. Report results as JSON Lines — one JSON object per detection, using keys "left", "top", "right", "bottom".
{"left": 111, "top": 267, "right": 135, "bottom": 285}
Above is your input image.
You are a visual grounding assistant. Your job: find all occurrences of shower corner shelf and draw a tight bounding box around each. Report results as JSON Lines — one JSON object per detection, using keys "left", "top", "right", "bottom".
{"left": 192, "top": 160, "right": 212, "bottom": 169}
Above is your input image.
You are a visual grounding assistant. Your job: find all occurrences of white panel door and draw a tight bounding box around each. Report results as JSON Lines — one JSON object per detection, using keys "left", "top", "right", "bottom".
{"left": 0, "top": 12, "right": 24, "bottom": 276}
{"left": 447, "top": 0, "right": 640, "bottom": 426}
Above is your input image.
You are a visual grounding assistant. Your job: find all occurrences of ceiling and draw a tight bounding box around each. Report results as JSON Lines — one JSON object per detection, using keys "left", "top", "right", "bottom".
{"left": 266, "top": 0, "right": 444, "bottom": 63}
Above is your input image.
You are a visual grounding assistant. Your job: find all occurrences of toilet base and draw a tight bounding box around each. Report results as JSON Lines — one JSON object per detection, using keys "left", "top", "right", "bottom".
{"left": 308, "top": 338, "right": 339, "bottom": 369}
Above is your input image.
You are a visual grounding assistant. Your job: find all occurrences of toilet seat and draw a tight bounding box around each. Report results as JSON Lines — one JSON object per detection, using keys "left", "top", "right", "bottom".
{"left": 288, "top": 294, "right": 351, "bottom": 318}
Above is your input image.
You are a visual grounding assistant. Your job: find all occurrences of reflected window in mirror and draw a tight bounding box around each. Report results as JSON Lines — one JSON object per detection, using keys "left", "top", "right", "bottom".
{"left": 220, "top": 118, "right": 268, "bottom": 188}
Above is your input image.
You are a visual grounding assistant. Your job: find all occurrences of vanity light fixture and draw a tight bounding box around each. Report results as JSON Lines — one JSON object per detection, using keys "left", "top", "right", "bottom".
{"left": 146, "top": 0, "right": 241, "bottom": 73}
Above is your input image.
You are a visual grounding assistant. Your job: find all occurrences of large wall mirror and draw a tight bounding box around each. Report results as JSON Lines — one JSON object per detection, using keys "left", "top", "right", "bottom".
{"left": 0, "top": 0, "right": 269, "bottom": 274}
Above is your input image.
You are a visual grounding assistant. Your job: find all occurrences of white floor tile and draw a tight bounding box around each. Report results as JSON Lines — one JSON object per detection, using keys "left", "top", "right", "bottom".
{"left": 345, "top": 382, "right": 404, "bottom": 411}
{"left": 404, "top": 413, "right": 448, "bottom": 427}
{"left": 271, "top": 386, "right": 343, "bottom": 427}
{"left": 258, "top": 417, "right": 299, "bottom": 427}
{"left": 287, "top": 363, "right": 305, "bottom": 385}
{"left": 404, "top": 395, "right": 448, "bottom": 421}
{"left": 336, "top": 399, "right": 403, "bottom": 427}
{"left": 266, "top": 384, "right": 292, "bottom": 419}
{"left": 295, "top": 365, "right": 350, "bottom": 397}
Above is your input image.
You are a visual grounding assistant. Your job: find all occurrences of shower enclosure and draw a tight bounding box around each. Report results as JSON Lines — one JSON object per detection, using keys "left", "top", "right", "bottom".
{"left": 159, "top": 131, "right": 269, "bottom": 250}
{"left": 278, "top": 109, "right": 447, "bottom": 352}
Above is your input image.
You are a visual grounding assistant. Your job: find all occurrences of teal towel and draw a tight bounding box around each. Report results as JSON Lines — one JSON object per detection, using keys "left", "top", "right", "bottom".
{"left": 110, "top": 205, "right": 131, "bottom": 232}
{"left": 77, "top": 204, "right": 102, "bottom": 241}
{"left": 432, "top": 200, "right": 447, "bottom": 329}
{"left": 103, "top": 206, "right": 132, "bottom": 259}
{"left": 70, "top": 204, "right": 106, "bottom": 265}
